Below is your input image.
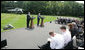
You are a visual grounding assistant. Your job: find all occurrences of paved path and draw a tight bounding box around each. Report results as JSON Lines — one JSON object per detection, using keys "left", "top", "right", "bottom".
{"left": 1, "top": 21, "right": 67, "bottom": 49}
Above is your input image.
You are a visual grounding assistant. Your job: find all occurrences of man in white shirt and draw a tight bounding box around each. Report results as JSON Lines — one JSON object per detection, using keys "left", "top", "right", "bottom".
{"left": 38, "top": 32, "right": 65, "bottom": 49}
{"left": 49, "top": 32, "right": 65, "bottom": 49}
{"left": 60, "top": 26, "right": 72, "bottom": 49}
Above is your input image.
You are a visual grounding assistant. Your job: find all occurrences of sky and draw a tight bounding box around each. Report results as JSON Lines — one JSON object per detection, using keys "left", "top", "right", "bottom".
{"left": 61, "top": 1, "right": 84, "bottom": 4}
{"left": 14, "top": 1, "right": 84, "bottom": 4}
{"left": 76, "top": 1, "right": 84, "bottom": 4}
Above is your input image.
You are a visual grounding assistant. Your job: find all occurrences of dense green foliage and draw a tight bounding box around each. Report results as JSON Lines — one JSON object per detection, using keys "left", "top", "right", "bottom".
{"left": 1, "top": 1, "right": 84, "bottom": 17}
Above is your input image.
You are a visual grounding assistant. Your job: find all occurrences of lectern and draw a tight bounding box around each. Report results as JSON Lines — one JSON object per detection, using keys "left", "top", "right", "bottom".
{"left": 30, "top": 17, "right": 35, "bottom": 29}
{"left": 40, "top": 17, "right": 45, "bottom": 27}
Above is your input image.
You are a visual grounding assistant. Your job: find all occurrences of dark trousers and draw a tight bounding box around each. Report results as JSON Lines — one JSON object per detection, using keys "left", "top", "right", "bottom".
{"left": 64, "top": 40, "right": 73, "bottom": 49}
{"left": 58, "top": 20, "right": 60, "bottom": 24}
{"left": 40, "top": 41, "right": 51, "bottom": 49}
{"left": 37, "top": 18, "right": 40, "bottom": 26}
{"left": 27, "top": 19, "right": 30, "bottom": 28}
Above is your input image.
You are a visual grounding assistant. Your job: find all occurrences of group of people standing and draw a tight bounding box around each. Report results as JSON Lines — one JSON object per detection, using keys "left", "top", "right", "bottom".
{"left": 38, "top": 18, "right": 84, "bottom": 49}
{"left": 26, "top": 12, "right": 41, "bottom": 29}
{"left": 57, "top": 17, "right": 82, "bottom": 25}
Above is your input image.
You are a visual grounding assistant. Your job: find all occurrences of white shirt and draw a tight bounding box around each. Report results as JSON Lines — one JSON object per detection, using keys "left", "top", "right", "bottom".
{"left": 62, "top": 29, "right": 71, "bottom": 45}
{"left": 50, "top": 33, "right": 64, "bottom": 49}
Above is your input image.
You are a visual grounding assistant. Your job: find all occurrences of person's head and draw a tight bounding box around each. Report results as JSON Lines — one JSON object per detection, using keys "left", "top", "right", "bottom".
{"left": 49, "top": 32, "right": 55, "bottom": 37}
{"left": 28, "top": 12, "right": 30, "bottom": 15}
{"left": 82, "top": 23, "right": 84, "bottom": 25}
{"left": 66, "top": 18, "right": 68, "bottom": 19}
{"left": 72, "top": 22, "right": 77, "bottom": 27}
{"left": 72, "top": 22, "right": 75, "bottom": 23}
{"left": 60, "top": 26, "right": 66, "bottom": 32}
{"left": 67, "top": 23, "right": 74, "bottom": 29}
{"left": 38, "top": 13, "right": 40, "bottom": 16}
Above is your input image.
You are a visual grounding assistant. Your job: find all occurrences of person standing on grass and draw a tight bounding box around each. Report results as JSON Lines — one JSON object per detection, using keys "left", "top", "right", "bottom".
{"left": 27, "top": 12, "right": 31, "bottom": 29}
{"left": 37, "top": 13, "right": 41, "bottom": 26}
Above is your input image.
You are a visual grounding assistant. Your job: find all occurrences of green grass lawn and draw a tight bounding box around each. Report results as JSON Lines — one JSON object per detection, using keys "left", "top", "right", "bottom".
{"left": 1, "top": 13, "right": 57, "bottom": 32}
{"left": 1, "top": 13, "right": 82, "bottom": 32}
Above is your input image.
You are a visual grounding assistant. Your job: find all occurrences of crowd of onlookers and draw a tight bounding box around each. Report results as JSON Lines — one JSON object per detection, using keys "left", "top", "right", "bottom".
{"left": 38, "top": 17, "right": 84, "bottom": 49}
{"left": 57, "top": 17, "right": 83, "bottom": 25}
{"left": 57, "top": 17, "right": 84, "bottom": 49}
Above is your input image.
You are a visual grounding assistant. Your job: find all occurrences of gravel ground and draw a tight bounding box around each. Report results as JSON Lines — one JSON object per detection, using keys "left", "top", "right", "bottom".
{"left": 1, "top": 21, "right": 67, "bottom": 49}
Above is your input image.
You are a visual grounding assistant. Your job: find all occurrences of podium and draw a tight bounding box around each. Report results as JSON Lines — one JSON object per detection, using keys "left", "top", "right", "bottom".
{"left": 40, "top": 17, "right": 45, "bottom": 27}
{"left": 30, "top": 17, "right": 35, "bottom": 29}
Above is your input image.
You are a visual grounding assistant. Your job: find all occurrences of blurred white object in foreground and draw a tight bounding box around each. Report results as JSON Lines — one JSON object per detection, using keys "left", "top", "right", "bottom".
{"left": 47, "top": 38, "right": 51, "bottom": 42}
{"left": 78, "top": 47, "right": 84, "bottom": 49}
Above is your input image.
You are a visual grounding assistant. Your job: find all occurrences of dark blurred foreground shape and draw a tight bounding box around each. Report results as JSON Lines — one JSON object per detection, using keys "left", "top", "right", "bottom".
{"left": 1, "top": 39, "right": 7, "bottom": 48}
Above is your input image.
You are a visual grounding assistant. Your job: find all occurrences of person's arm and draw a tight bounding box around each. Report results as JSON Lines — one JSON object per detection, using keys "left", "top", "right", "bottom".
{"left": 39, "top": 15, "right": 41, "bottom": 18}
{"left": 75, "top": 28, "right": 79, "bottom": 36}
{"left": 50, "top": 38, "right": 64, "bottom": 49}
{"left": 37, "top": 15, "right": 40, "bottom": 19}
{"left": 55, "top": 40, "right": 64, "bottom": 49}
{"left": 47, "top": 38, "right": 51, "bottom": 42}
{"left": 28, "top": 15, "right": 31, "bottom": 19}
{"left": 50, "top": 39, "right": 56, "bottom": 49}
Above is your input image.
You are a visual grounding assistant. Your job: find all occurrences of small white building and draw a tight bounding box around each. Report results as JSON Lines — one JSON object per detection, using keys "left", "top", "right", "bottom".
{"left": 8, "top": 8, "right": 23, "bottom": 14}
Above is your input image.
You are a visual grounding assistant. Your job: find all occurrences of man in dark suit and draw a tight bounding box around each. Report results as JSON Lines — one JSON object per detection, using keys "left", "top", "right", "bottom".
{"left": 27, "top": 12, "right": 31, "bottom": 28}
{"left": 63, "top": 18, "right": 66, "bottom": 24}
{"left": 57, "top": 19, "right": 60, "bottom": 24}
{"left": 37, "top": 13, "right": 41, "bottom": 26}
{"left": 65, "top": 18, "right": 68, "bottom": 24}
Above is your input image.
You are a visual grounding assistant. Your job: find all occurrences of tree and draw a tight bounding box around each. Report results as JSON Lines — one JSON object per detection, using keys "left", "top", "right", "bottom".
{"left": 1, "top": 1, "right": 84, "bottom": 17}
